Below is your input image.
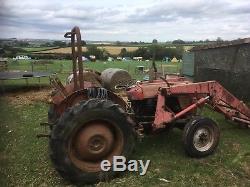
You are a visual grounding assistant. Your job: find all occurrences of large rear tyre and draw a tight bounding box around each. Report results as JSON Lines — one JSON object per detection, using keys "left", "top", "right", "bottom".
{"left": 183, "top": 117, "right": 220, "bottom": 157}
{"left": 48, "top": 105, "right": 59, "bottom": 124}
{"left": 49, "top": 99, "right": 136, "bottom": 184}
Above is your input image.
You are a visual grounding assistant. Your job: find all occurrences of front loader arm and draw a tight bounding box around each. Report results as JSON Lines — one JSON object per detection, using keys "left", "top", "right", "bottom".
{"left": 154, "top": 81, "right": 250, "bottom": 128}
{"left": 166, "top": 81, "right": 250, "bottom": 122}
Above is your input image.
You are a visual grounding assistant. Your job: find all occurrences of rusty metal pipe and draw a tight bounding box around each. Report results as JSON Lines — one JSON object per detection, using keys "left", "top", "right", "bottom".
{"left": 173, "top": 96, "right": 210, "bottom": 120}
{"left": 232, "top": 117, "right": 250, "bottom": 125}
{"left": 70, "top": 30, "right": 78, "bottom": 90}
{"left": 74, "top": 27, "right": 84, "bottom": 88}
{"left": 65, "top": 26, "right": 84, "bottom": 91}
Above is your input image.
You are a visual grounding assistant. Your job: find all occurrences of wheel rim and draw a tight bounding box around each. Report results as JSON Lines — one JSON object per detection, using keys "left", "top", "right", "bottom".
{"left": 68, "top": 120, "right": 124, "bottom": 172}
{"left": 193, "top": 127, "right": 214, "bottom": 152}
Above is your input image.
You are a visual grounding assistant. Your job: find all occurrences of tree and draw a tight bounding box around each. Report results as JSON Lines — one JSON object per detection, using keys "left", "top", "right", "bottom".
{"left": 133, "top": 47, "right": 150, "bottom": 59}
{"left": 52, "top": 41, "right": 67, "bottom": 47}
{"left": 86, "top": 45, "right": 110, "bottom": 60}
{"left": 17, "top": 41, "right": 30, "bottom": 47}
{"left": 40, "top": 42, "right": 52, "bottom": 47}
{"left": 172, "top": 39, "right": 185, "bottom": 44}
{"left": 1, "top": 45, "right": 26, "bottom": 57}
{"left": 81, "top": 40, "right": 86, "bottom": 46}
{"left": 120, "top": 48, "right": 127, "bottom": 57}
{"left": 216, "top": 37, "right": 223, "bottom": 43}
{"left": 152, "top": 39, "right": 158, "bottom": 44}
{"left": 115, "top": 41, "right": 122, "bottom": 46}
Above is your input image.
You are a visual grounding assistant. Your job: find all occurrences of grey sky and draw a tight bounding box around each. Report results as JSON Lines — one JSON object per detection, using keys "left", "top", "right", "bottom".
{"left": 0, "top": 0, "right": 249, "bottom": 41}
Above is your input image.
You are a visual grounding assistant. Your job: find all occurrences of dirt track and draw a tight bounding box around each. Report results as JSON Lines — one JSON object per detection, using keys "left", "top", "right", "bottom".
{"left": 3, "top": 88, "right": 51, "bottom": 107}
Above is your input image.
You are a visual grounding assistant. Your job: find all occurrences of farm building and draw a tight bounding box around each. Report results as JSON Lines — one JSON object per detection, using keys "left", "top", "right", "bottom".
{"left": 182, "top": 38, "right": 250, "bottom": 100}
{"left": 133, "top": 56, "right": 143, "bottom": 61}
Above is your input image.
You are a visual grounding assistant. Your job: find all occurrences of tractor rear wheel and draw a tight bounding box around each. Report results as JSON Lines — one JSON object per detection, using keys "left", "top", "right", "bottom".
{"left": 48, "top": 105, "right": 59, "bottom": 124}
{"left": 183, "top": 117, "right": 220, "bottom": 157}
{"left": 49, "top": 99, "right": 136, "bottom": 184}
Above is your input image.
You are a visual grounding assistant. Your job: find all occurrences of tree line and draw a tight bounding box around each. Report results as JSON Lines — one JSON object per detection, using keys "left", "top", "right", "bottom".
{"left": 82, "top": 45, "right": 184, "bottom": 61}
{"left": 118, "top": 46, "right": 183, "bottom": 60}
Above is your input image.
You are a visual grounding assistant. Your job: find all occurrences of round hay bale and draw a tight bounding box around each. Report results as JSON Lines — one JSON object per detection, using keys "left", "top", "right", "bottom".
{"left": 100, "top": 68, "right": 132, "bottom": 91}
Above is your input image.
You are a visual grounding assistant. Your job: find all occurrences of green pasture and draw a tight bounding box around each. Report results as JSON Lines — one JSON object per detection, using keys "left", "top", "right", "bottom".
{"left": 1, "top": 59, "right": 181, "bottom": 91}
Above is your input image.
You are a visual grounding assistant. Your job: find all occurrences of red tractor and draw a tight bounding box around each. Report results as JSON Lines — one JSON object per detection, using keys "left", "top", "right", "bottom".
{"left": 40, "top": 27, "right": 250, "bottom": 184}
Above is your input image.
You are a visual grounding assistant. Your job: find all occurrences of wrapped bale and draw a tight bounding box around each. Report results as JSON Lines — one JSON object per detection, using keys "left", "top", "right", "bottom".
{"left": 101, "top": 68, "right": 132, "bottom": 91}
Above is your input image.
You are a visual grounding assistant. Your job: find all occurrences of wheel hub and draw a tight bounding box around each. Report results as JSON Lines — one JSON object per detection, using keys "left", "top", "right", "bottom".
{"left": 88, "top": 135, "right": 105, "bottom": 152}
{"left": 193, "top": 128, "right": 214, "bottom": 152}
{"left": 74, "top": 122, "right": 114, "bottom": 161}
{"left": 68, "top": 119, "right": 124, "bottom": 172}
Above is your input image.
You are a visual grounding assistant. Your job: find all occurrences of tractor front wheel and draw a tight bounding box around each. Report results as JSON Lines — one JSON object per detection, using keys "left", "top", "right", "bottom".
{"left": 182, "top": 117, "right": 220, "bottom": 157}
{"left": 49, "top": 99, "right": 136, "bottom": 184}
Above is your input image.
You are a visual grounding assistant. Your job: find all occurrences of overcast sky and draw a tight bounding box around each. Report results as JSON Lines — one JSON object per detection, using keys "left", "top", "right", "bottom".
{"left": 0, "top": 0, "right": 250, "bottom": 41}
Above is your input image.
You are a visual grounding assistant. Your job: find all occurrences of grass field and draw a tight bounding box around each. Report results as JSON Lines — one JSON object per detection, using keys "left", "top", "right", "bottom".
{"left": 2, "top": 59, "right": 181, "bottom": 91}
{"left": 0, "top": 59, "right": 250, "bottom": 186}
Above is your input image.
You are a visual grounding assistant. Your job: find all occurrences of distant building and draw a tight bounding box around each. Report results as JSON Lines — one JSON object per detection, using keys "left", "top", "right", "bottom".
{"left": 89, "top": 55, "right": 96, "bottom": 62}
{"left": 13, "top": 55, "right": 31, "bottom": 60}
{"left": 82, "top": 56, "right": 89, "bottom": 62}
{"left": 117, "top": 57, "right": 122, "bottom": 61}
{"left": 133, "top": 57, "right": 143, "bottom": 61}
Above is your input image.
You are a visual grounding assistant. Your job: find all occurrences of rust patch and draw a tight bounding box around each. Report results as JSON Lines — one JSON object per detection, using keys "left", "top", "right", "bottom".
{"left": 223, "top": 90, "right": 235, "bottom": 103}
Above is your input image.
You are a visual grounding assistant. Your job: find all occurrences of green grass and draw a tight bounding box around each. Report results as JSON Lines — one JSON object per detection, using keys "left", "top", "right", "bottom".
{"left": 0, "top": 98, "right": 249, "bottom": 186}
{"left": 2, "top": 59, "right": 181, "bottom": 92}
{"left": 7, "top": 59, "right": 180, "bottom": 75}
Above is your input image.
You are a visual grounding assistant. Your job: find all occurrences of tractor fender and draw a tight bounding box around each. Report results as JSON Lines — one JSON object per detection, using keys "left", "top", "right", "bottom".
{"left": 50, "top": 88, "right": 128, "bottom": 119}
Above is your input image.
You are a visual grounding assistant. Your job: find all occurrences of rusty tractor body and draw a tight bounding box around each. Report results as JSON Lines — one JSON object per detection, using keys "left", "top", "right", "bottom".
{"left": 43, "top": 27, "right": 250, "bottom": 184}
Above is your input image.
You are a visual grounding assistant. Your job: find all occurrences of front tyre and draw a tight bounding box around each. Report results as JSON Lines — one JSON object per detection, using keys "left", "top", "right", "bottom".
{"left": 49, "top": 99, "right": 136, "bottom": 184}
{"left": 183, "top": 117, "right": 220, "bottom": 157}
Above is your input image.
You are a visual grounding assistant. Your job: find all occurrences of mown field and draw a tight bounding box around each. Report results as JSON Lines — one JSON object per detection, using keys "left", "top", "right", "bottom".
{"left": 0, "top": 59, "right": 250, "bottom": 186}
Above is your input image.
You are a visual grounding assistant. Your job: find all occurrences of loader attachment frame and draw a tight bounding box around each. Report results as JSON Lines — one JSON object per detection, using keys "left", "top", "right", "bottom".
{"left": 153, "top": 81, "right": 250, "bottom": 128}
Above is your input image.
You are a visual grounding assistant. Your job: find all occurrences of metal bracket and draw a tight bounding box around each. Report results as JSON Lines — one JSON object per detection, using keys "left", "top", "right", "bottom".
{"left": 37, "top": 122, "right": 54, "bottom": 138}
